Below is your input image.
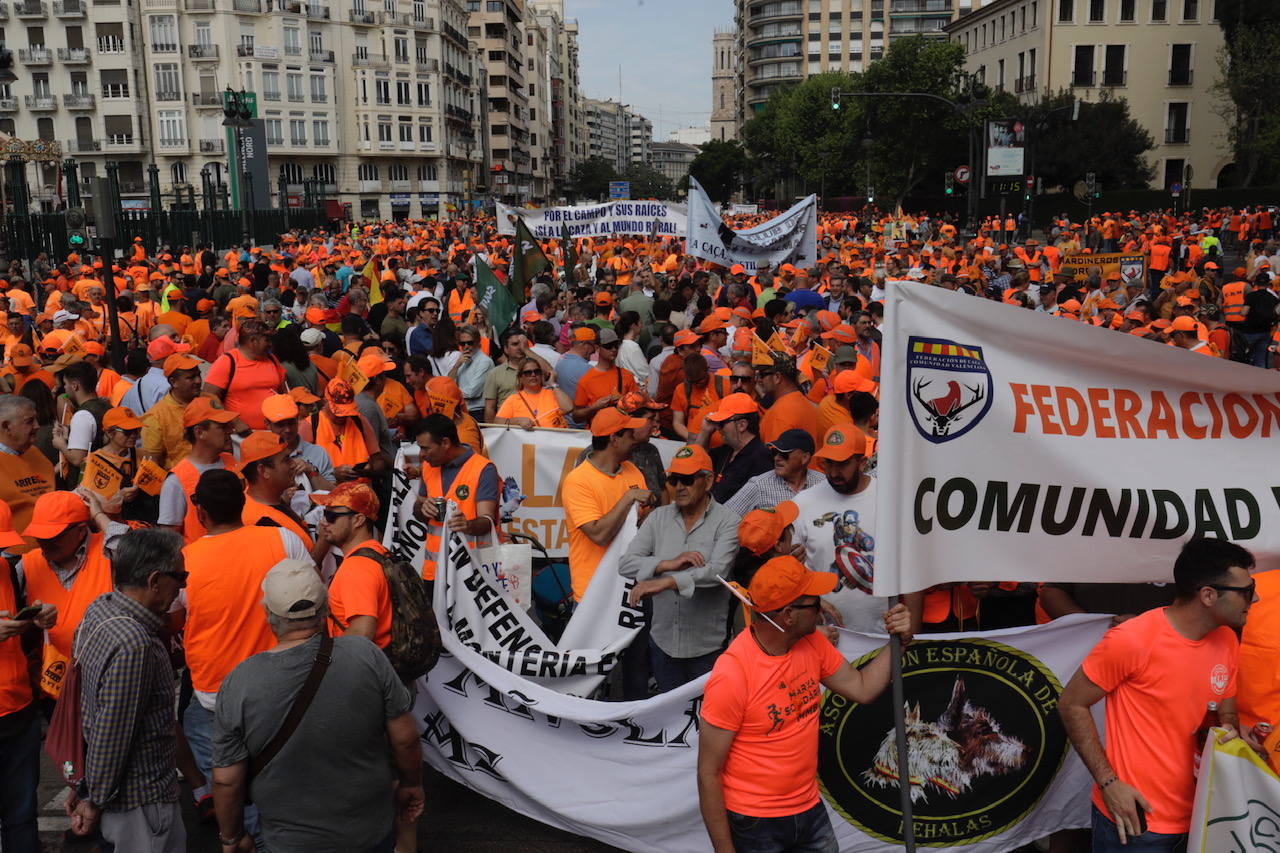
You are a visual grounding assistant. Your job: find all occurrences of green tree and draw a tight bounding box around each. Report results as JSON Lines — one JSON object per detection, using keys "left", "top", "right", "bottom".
{"left": 623, "top": 161, "right": 674, "bottom": 199}
{"left": 687, "top": 139, "right": 748, "bottom": 203}
{"left": 1016, "top": 91, "right": 1155, "bottom": 190}
{"left": 1212, "top": 24, "right": 1280, "bottom": 186}
{"left": 567, "top": 156, "right": 619, "bottom": 201}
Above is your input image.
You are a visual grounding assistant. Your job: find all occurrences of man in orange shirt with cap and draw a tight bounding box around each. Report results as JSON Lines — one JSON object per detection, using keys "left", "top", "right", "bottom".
{"left": 140, "top": 353, "right": 204, "bottom": 470}
{"left": 698, "top": 556, "right": 912, "bottom": 853}
{"left": 561, "top": 407, "right": 653, "bottom": 602}
{"left": 239, "top": 431, "right": 322, "bottom": 559}
{"left": 572, "top": 328, "right": 637, "bottom": 428}
{"left": 157, "top": 398, "right": 238, "bottom": 543}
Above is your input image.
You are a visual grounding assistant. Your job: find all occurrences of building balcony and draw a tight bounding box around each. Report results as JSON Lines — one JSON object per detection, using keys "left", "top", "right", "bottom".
{"left": 747, "top": 49, "right": 801, "bottom": 66}
{"left": 262, "top": 90, "right": 280, "bottom": 101}
{"left": 287, "top": 93, "right": 305, "bottom": 102}
{"left": 199, "top": 138, "right": 224, "bottom": 152}
{"left": 412, "top": 15, "right": 433, "bottom": 29}
{"left": 0, "top": 97, "right": 15, "bottom": 111}
{"left": 188, "top": 44, "right": 219, "bottom": 59}
{"left": 154, "top": 90, "right": 182, "bottom": 102}
{"left": 1072, "top": 70, "right": 1095, "bottom": 87}
{"left": 748, "top": 2, "right": 801, "bottom": 25}
{"left": 192, "top": 92, "right": 223, "bottom": 107}
{"left": 185, "top": 0, "right": 214, "bottom": 9}
{"left": 358, "top": 179, "right": 382, "bottom": 192}
{"left": 1013, "top": 75, "right": 1036, "bottom": 93}
{"left": 378, "top": 140, "right": 394, "bottom": 150}
{"left": 744, "top": 28, "right": 800, "bottom": 48}
{"left": 888, "top": 0, "right": 951, "bottom": 12}
{"left": 352, "top": 53, "right": 388, "bottom": 68}
{"left": 159, "top": 138, "right": 188, "bottom": 151}
{"left": 1168, "top": 68, "right": 1193, "bottom": 86}
{"left": 14, "top": 0, "right": 45, "bottom": 16}
{"left": 18, "top": 47, "right": 52, "bottom": 63}
{"left": 441, "top": 20, "right": 466, "bottom": 47}
{"left": 305, "top": 3, "right": 329, "bottom": 17}
{"left": 65, "top": 139, "right": 100, "bottom": 153}
{"left": 23, "top": 94, "right": 57, "bottom": 109}
{"left": 56, "top": 46, "right": 90, "bottom": 62}
{"left": 1165, "top": 127, "right": 1190, "bottom": 144}
{"left": 52, "top": 0, "right": 83, "bottom": 15}
{"left": 97, "top": 38, "right": 126, "bottom": 53}
{"left": 63, "top": 93, "right": 95, "bottom": 108}
{"left": 309, "top": 49, "right": 334, "bottom": 62}
{"left": 445, "top": 104, "right": 472, "bottom": 123}
{"left": 380, "top": 10, "right": 409, "bottom": 24}
{"left": 231, "top": 0, "right": 260, "bottom": 11}
{"left": 348, "top": 7, "right": 375, "bottom": 23}
{"left": 151, "top": 42, "right": 179, "bottom": 53}
{"left": 416, "top": 58, "right": 439, "bottom": 72}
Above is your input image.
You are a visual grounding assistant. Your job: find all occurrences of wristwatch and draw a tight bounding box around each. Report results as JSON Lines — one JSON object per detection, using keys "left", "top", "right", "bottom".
{"left": 219, "top": 828, "right": 246, "bottom": 846}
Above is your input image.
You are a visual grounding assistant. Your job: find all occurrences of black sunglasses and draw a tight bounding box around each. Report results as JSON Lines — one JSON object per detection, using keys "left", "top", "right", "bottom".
{"left": 730, "top": 375, "right": 753, "bottom": 383}
{"left": 771, "top": 448, "right": 797, "bottom": 459}
{"left": 160, "top": 569, "right": 189, "bottom": 583}
{"left": 788, "top": 601, "right": 821, "bottom": 611}
{"left": 666, "top": 472, "right": 704, "bottom": 487}
{"left": 1205, "top": 582, "right": 1256, "bottom": 598}
{"left": 458, "top": 338, "right": 477, "bottom": 346}
{"left": 424, "top": 307, "right": 441, "bottom": 314}
{"left": 519, "top": 369, "right": 542, "bottom": 377}
{"left": 600, "top": 342, "right": 620, "bottom": 350}
{"left": 323, "top": 508, "right": 355, "bottom": 523}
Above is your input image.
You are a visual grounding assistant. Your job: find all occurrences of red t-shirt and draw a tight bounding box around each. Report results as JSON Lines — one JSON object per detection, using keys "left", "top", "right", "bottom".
{"left": 701, "top": 628, "right": 846, "bottom": 817}
{"left": 1082, "top": 607, "right": 1238, "bottom": 834}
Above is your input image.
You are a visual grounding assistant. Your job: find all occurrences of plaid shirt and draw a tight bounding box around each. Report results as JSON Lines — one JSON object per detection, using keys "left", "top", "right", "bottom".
{"left": 723, "top": 468, "right": 826, "bottom": 518}
{"left": 76, "top": 591, "right": 178, "bottom": 811}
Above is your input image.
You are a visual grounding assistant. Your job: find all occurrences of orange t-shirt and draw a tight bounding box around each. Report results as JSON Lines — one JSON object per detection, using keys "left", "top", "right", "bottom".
{"left": 1082, "top": 608, "right": 1239, "bottom": 834}
{"left": 496, "top": 388, "right": 567, "bottom": 428}
{"left": 182, "top": 525, "right": 289, "bottom": 693}
{"left": 760, "top": 390, "right": 820, "bottom": 449}
{"left": 573, "top": 367, "right": 637, "bottom": 426}
{"left": 817, "top": 393, "right": 854, "bottom": 436}
{"left": 561, "top": 458, "right": 645, "bottom": 601}
{"left": 328, "top": 539, "right": 393, "bottom": 649}
{"left": 1237, "top": 569, "right": 1280, "bottom": 730}
{"left": 670, "top": 381, "right": 723, "bottom": 447}
{"left": 701, "top": 628, "right": 847, "bottom": 817}
{"left": 204, "top": 350, "right": 285, "bottom": 429}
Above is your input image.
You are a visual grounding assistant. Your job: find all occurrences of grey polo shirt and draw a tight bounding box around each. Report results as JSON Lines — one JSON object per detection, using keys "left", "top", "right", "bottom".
{"left": 618, "top": 499, "right": 741, "bottom": 659}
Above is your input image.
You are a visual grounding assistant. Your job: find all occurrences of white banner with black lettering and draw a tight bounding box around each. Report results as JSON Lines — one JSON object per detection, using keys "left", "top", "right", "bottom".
{"left": 412, "top": 564, "right": 1110, "bottom": 853}
{"left": 685, "top": 176, "right": 818, "bottom": 273}
{"left": 875, "top": 285, "right": 1280, "bottom": 598}
{"left": 496, "top": 200, "right": 687, "bottom": 239}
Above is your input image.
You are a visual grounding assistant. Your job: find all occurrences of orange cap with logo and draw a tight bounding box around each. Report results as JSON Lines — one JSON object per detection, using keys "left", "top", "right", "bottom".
{"left": 704, "top": 392, "right": 761, "bottom": 423}
{"left": 738, "top": 501, "right": 799, "bottom": 556}
{"left": 183, "top": 397, "right": 238, "bottom": 428}
{"left": 748, "top": 555, "right": 838, "bottom": 612}
{"left": 666, "top": 444, "right": 712, "bottom": 476}
{"left": 238, "top": 431, "right": 288, "bottom": 472}
{"left": 325, "top": 378, "right": 359, "bottom": 416}
{"left": 813, "top": 424, "right": 868, "bottom": 462}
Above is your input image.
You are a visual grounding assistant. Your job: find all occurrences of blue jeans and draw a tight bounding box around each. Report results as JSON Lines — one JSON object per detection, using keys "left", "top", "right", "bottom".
{"left": 1091, "top": 805, "right": 1187, "bottom": 852}
{"left": 0, "top": 705, "right": 40, "bottom": 852}
{"left": 728, "top": 801, "right": 837, "bottom": 853}
{"left": 1238, "top": 332, "right": 1271, "bottom": 368}
{"left": 648, "top": 637, "right": 721, "bottom": 694}
{"left": 184, "top": 701, "right": 264, "bottom": 846}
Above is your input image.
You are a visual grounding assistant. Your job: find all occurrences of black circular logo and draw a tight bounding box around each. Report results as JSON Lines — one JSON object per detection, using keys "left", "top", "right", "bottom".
{"left": 818, "top": 638, "right": 1067, "bottom": 845}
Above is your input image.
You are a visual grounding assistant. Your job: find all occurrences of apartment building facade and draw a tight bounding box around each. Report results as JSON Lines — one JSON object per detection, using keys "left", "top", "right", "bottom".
{"left": 946, "top": 0, "right": 1229, "bottom": 189}
{"left": 649, "top": 139, "right": 698, "bottom": 186}
{"left": 732, "top": 0, "right": 971, "bottom": 130}
{"left": 530, "top": 0, "right": 581, "bottom": 201}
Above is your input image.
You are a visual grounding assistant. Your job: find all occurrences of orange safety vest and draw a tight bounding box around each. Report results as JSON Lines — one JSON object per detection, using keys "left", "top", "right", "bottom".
{"left": 448, "top": 290, "right": 475, "bottom": 324}
{"left": 1221, "top": 281, "right": 1248, "bottom": 323}
{"left": 242, "top": 495, "right": 315, "bottom": 550}
{"left": 315, "top": 414, "right": 369, "bottom": 468}
{"left": 23, "top": 532, "right": 113, "bottom": 660}
{"left": 170, "top": 454, "right": 237, "bottom": 544}
{"left": 421, "top": 451, "right": 493, "bottom": 581}
{"left": 0, "top": 558, "right": 32, "bottom": 714}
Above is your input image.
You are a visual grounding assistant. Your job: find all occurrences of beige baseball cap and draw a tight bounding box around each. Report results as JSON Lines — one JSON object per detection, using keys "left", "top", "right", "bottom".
{"left": 261, "top": 558, "right": 327, "bottom": 619}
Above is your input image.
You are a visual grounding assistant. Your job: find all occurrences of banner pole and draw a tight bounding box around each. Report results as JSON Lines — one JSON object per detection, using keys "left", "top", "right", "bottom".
{"left": 890, "top": 594, "right": 916, "bottom": 853}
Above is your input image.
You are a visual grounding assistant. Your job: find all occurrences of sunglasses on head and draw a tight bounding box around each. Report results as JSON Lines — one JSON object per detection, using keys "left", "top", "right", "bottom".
{"left": 323, "top": 508, "right": 355, "bottom": 523}
{"left": 666, "top": 472, "right": 704, "bottom": 487}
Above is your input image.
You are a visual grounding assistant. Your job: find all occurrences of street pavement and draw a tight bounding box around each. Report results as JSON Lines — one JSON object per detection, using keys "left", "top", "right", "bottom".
{"left": 37, "top": 751, "right": 621, "bottom": 852}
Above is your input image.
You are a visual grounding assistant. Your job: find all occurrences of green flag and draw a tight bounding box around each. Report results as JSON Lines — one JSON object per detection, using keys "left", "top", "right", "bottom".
{"left": 511, "top": 216, "right": 551, "bottom": 304}
{"left": 476, "top": 256, "right": 517, "bottom": 335}
{"left": 561, "top": 222, "right": 576, "bottom": 284}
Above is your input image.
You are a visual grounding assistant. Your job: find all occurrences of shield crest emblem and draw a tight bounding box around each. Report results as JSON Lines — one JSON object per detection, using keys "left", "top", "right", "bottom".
{"left": 905, "top": 336, "right": 994, "bottom": 444}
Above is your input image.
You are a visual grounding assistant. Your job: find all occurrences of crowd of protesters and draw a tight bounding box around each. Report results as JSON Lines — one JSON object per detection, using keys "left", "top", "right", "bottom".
{"left": 0, "top": 202, "right": 1273, "bottom": 852}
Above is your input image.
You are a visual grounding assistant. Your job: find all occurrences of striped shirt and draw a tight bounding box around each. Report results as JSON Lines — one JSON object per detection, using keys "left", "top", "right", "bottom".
{"left": 723, "top": 468, "right": 825, "bottom": 519}
{"left": 77, "top": 591, "right": 178, "bottom": 811}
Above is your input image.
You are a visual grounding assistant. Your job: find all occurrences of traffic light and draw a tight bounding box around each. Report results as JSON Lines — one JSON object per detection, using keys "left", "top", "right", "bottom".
{"left": 222, "top": 89, "right": 252, "bottom": 127}
{"left": 1024, "top": 176, "right": 1033, "bottom": 201}
{"left": 831, "top": 88, "right": 841, "bottom": 111}
{"left": 944, "top": 173, "right": 955, "bottom": 196}
{"left": 867, "top": 188, "right": 875, "bottom": 204}
{"left": 65, "top": 207, "right": 89, "bottom": 251}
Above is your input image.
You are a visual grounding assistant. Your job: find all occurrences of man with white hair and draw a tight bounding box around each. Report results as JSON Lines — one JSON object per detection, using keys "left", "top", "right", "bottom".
{"left": 211, "top": 559, "right": 423, "bottom": 853}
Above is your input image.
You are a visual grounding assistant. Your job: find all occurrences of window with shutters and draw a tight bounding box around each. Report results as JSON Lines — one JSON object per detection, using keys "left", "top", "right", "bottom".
{"left": 149, "top": 15, "right": 177, "bottom": 51}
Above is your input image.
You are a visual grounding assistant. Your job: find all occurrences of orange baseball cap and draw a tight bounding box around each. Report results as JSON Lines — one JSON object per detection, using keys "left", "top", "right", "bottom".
{"left": 590, "top": 406, "right": 647, "bottom": 437}
{"left": 832, "top": 371, "right": 878, "bottom": 395}
{"left": 1170, "top": 315, "right": 1198, "bottom": 332}
{"left": 261, "top": 393, "right": 300, "bottom": 422}
{"left": 666, "top": 444, "right": 712, "bottom": 476}
{"left": 22, "top": 491, "right": 90, "bottom": 540}
{"left": 748, "top": 555, "right": 837, "bottom": 612}
{"left": 618, "top": 390, "right": 666, "bottom": 414}
{"left": 163, "top": 353, "right": 202, "bottom": 376}
{"left": 593, "top": 291, "right": 614, "bottom": 306}
{"left": 311, "top": 480, "right": 380, "bottom": 520}
{"left": 324, "top": 378, "right": 359, "bottom": 416}
{"left": 289, "top": 387, "right": 321, "bottom": 405}
{"left": 729, "top": 263, "right": 746, "bottom": 275}
{"left": 815, "top": 310, "right": 841, "bottom": 332}
{"left": 572, "top": 326, "right": 598, "bottom": 343}
{"left": 705, "top": 392, "right": 761, "bottom": 423}
{"left": 673, "top": 329, "right": 700, "bottom": 347}
{"left": 238, "top": 430, "right": 289, "bottom": 472}
{"left": 356, "top": 351, "right": 393, "bottom": 378}
{"left": 824, "top": 324, "right": 857, "bottom": 344}
{"left": 813, "top": 424, "right": 867, "bottom": 462}
{"left": 738, "top": 501, "right": 798, "bottom": 556}
{"left": 39, "top": 330, "right": 71, "bottom": 353}
{"left": 196, "top": 298, "right": 217, "bottom": 313}
{"left": 83, "top": 341, "right": 106, "bottom": 358}
{"left": 697, "top": 316, "right": 728, "bottom": 334}
{"left": 8, "top": 344, "right": 33, "bottom": 367}
{"left": 147, "top": 335, "right": 191, "bottom": 361}
{"left": 182, "top": 397, "right": 238, "bottom": 428}
{"left": 102, "top": 406, "right": 143, "bottom": 431}
{"left": 0, "top": 500, "right": 25, "bottom": 549}
{"left": 521, "top": 310, "right": 542, "bottom": 323}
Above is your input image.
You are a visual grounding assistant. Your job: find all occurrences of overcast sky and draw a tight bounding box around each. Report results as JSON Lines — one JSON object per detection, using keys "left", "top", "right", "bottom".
{"left": 565, "top": 0, "right": 727, "bottom": 139}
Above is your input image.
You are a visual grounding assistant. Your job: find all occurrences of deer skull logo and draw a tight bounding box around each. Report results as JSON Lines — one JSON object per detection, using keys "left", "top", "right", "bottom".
{"left": 905, "top": 337, "right": 994, "bottom": 444}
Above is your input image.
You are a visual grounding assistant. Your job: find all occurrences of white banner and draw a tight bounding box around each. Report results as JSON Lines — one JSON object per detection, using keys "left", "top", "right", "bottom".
{"left": 1189, "top": 732, "right": 1280, "bottom": 851}
{"left": 413, "top": 528, "right": 1111, "bottom": 853}
{"left": 728, "top": 202, "right": 758, "bottom": 216}
{"left": 875, "top": 285, "right": 1280, "bottom": 597}
{"left": 496, "top": 200, "right": 688, "bottom": 239}
{"left": 480, "top": 426, "right": 684, "bottom": 559}
{"left": 685, "top": 177, "right": 818, "bottom": 273}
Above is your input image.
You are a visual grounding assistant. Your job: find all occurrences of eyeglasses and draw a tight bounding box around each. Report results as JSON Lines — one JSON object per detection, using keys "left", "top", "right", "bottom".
{"left": 323, "top": 508, "right": 355, "bottom": 523}
{"left": 519, "top": 369, "right": 542, "bottom": 377}
{"left": 458, "top": 338, "right": 477, "bottom": 346}
{"left": 264, "top": 308, "right": 281, "bottom": 314}
{"left": 666, "top": 472, "right": 705, "bottom": 487}
{"left": 1205, "top": 582, "right": 1256, "bottom": 598}
{"left": 600, "top": 342, "right": 620, "bottom": 350}
{"left": 755, "top": 369, "right": 777, "bottom": 378}
{"left": 424, "top": 307, "right": 441, "bottom": 314}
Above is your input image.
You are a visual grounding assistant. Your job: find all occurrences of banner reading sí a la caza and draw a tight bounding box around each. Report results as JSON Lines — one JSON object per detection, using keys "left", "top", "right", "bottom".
{"left": 875, "top": 285, "right": 1280, "bottom": 598}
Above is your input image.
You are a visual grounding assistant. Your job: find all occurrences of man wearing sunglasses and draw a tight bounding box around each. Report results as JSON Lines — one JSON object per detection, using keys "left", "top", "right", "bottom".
{"left": 1060, "top": 538, "right": 1261, "bottom": 852}
{"left": 700, "top": 391, "right": 773, "bottom": 507}
{"left": 406, "top": 297, "right": 441, "bottom": 358}
{"left": 724, "top": 429, "right": 824, "bottom": 520}
{"left": 572, "top": 328, "right": 638, "bottom": 430}
{"left": 619, "top": 444, "right": 740, "bottom": 693}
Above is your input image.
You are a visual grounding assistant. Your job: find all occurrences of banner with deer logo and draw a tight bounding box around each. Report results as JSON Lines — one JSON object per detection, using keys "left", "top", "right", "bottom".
{"left": 876, "top": 285, "right": 1280, "bottom": 598}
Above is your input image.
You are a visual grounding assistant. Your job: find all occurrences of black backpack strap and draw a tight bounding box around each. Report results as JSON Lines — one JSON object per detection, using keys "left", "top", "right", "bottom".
{"left": 248, "top": 633, "right": 332, "bottom": 780}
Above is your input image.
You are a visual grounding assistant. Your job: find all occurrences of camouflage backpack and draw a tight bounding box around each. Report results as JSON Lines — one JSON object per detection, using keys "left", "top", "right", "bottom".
{"left": 349, "top": 547, "right": 441, "bottom": 681}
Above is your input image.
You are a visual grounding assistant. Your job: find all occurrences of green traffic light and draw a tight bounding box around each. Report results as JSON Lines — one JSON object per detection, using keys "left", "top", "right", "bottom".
{"left": 945, "top": 188, "right": 953, "bottom": 195}
{"left": 68, "top": 233, "right": 85, "bottom": 247}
